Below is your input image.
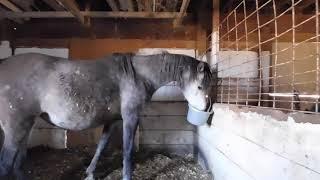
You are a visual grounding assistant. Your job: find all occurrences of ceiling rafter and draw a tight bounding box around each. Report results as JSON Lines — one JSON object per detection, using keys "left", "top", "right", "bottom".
{"left": 0, "top": 0, "right": 23, "bottom": 12}
{"left": 136, "top": 0, "right": 143, "bottom": 11}
{"left": 0, "top": 0, "right": 25, "bottom": 23}
{"left": 106, "top": 0, "right": 119, "bottom": 11}
{"left": 144, "top": 0, "right": 152, "bottom": 12}
{"left": 173, "top": 0, "right": 190, "bottom": 27}
{"left": 56, "top": 0, "right": 87, "bottom": 26}
{"left": 0, "top": 6, "right": 23, "bottom": 23}
{"left": 127, "top": 0, "right": 134, "bottom": 11}
{"left": 42, "top": 0, "right": 65, "bottom": 11}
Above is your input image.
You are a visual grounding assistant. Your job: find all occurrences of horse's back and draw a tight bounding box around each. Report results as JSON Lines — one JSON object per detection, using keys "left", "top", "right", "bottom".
{"left": 0, "top": 53, "right": 60, "bottom": 80}
{"left": 0, "top": 53, "right": 63, "bottom": 115}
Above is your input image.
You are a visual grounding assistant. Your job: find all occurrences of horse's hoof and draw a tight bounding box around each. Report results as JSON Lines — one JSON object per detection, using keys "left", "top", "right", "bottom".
{"left": 84, "top": 173, "right": 94, "bottom": 180}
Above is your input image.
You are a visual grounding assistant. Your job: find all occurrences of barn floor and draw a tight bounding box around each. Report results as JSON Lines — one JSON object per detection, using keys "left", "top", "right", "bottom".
{"left": 24, "top": 146, "right": 212, "bottom": 180}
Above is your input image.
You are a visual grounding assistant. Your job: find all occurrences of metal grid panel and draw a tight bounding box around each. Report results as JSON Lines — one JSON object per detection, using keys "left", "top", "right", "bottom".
{"left": 209, "top": 0, "right": 320, "bottom": 113}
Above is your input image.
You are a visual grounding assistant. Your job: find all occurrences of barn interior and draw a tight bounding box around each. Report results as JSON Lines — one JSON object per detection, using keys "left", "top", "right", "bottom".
{"left": 0, "top": 0, "right": 320, "bottom": 180}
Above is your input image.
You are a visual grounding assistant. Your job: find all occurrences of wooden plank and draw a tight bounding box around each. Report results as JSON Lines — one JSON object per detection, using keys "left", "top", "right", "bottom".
{"left": 136, "top": 0, "right": 143, "bottom": 11}
{"left": 13, "top": 38, "right": 70, "bottom": 48}
{"left": 0, "top": 11, "right": 186, "bottom": 19}
{"left": 0, "top": 6, "right": 23, "bottom": 23}
{"left": 127, "top": 0, "right": 134, "bottom": 11}
{"left": 56, "top": 0, "right": 86, "bottom": 26}
{"left": 42, "top": 0, "right": 65, "bottom": 11}
{"left": 140, "top": 102, "right": 187, "bottom": 116}
{"left": 106, "top": 0, "right": 119, "bottom": 11}
{"left": 119, "top": 0, "right": 128, "bottom": 11}
{"left": 0, "top": 0, "right": 22, "bottom": 12}
{"left": 173, "top": 0, "right": 190, "bottom": 27}
{"left": 119, "top": 0, "right": 134, "bottom": 12}
{"left": 144, "top": 0, "right": 152, "bottom": 12}
{"left": 69, "top": 38, "right": 196, "bottom": 59}
{"left": 11, "top": 0, "right": 33, "bottom": 11}
{"left": 139, "top": 130, "right": 194, "bottom": 145}
{"left": 140, "top": 144, "right": 195, "bottom": 155}
{"left": 140, "top": 116, "right": 194, "bottom": 131}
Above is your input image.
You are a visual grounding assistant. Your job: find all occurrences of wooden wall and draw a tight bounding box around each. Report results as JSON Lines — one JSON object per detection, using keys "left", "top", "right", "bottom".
{"left": 69, "top": 38, "right": 196, "bottom": 59}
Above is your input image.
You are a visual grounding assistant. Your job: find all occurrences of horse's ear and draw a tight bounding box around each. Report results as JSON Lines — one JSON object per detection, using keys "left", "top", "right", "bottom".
{"left": 197, "top": 62, "right": 205, "bottom": 73}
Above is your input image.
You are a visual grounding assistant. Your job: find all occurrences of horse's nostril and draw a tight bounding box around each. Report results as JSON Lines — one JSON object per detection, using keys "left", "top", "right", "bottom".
{"left": 198, "top": 86, "right": 202, "bottom": 90}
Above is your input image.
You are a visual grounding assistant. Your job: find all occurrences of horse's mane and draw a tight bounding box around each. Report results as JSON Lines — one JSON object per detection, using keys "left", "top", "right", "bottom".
{"left": 160, "top": 53, "right": 213, "bottom": 89}
{"left": 112, "top": 53, "right": 136, "bottom": 80}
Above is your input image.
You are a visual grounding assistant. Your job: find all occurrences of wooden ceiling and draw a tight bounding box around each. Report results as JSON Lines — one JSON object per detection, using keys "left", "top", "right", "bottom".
{"left": 0, "top": 0, "right": 213, "bottom": 40}
{"left": 0, "top": 0, "right": 193, "bottom": 27}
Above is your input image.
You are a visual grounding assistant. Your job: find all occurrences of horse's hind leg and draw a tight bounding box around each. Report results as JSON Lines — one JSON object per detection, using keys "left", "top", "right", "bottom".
{"left": 85, "top": 123, "right": 117, "bottom": 180}
{"left": 0, "top": 115, "right": 35, "bottom": 180}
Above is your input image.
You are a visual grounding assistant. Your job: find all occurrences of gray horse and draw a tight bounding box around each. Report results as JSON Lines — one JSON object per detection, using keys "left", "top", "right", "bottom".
{"left": 0, "top": 52, "right": 214, "bottom": 180}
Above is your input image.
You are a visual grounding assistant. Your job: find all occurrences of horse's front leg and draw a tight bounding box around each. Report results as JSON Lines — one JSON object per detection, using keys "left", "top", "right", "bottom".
{"left": 85, "top": 123, "right": 117, "bottom": 180}
{"left": 122, "top": 107, "right": 139, "bottom": 180}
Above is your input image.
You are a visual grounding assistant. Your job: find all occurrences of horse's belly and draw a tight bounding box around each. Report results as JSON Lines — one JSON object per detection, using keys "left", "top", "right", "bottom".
{"left": 41, "top": 95, "right": 121, "bottom": 131}
{"left": 47, "top": 107, "right": 120, "bottom": 130}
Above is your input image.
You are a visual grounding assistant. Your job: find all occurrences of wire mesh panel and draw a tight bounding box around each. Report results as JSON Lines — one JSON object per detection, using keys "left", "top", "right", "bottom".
{"left": 210, "top": 0, "right": 320, "bottom": 113}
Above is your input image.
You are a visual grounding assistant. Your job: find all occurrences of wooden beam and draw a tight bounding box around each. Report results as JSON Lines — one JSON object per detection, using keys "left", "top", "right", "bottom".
{"left": 211, "top": 0, "right": 219, "bottom": 67}
{"left": 144, "top": 0, "right": 152, "bottom": 12}
{"left": 136, "top": 0, "right": 143, "bottom": 11}
{"left": 106, "top": 0, "right": 119, "bottom": 11}
{"left": 0, "top": 3, "right": 23, "bottom": 23}
{"left": 119, "top": 0, "right": 134, "bottom": 11}
{"left": 127, "top": 0, "right": 134, "bottom": 11}
{"left": 296, "top": 0, "right": 315, "bottom": 11}
{"left": 56, "top": 0, "right": 86, "bottom": 26}
{"left": 0, "top": 11, "right": 187, "bottom": 19}
{"left": 173, "top": 0, "right": 190, "bottom": 27}
{"left": 42, "top": 0, "right": 65, "bottom": 11}
{"left": 0, "top": 0, "right": 22, "bottom": 12}
{"left": 11, "top": 0, "right": 33, "bottom": 11}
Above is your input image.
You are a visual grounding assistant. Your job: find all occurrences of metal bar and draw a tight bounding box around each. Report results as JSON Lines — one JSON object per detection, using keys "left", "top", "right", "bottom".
{"left": 315, "top": 0, "right": 319, "bottom": 112}
{"left": 291, "top": 0, "right": 296, "bottom": 110}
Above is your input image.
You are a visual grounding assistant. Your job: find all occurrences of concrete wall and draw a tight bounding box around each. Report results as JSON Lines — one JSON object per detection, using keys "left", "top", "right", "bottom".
{"left": 196, "top": 104, "right": 320, "bottom": 180}
{"left": 0, "top": 41, "right": 11, "bottom": 59}
{"left": 14, "top": 47, "right": 69, "bottom": 149}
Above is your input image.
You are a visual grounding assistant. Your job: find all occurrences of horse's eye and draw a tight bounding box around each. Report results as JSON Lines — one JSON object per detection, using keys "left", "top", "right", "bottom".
{"left": 198, "top": 86, "right": 202, "bottom": 90}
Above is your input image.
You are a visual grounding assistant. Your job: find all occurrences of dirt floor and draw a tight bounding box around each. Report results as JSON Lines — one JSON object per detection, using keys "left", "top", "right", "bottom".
{"left": 24, "top": 146, "right": 212, "bottom": 180}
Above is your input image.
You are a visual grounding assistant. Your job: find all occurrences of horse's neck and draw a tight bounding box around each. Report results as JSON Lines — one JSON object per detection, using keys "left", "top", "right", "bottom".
{"left": 132, "top": 54, "right": 182, "bottom": 89}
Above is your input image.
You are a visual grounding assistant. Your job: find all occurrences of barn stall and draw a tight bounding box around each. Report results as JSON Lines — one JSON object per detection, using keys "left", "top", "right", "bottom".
{"left": 0, "top": 0, "right": 319, "bottom": 180}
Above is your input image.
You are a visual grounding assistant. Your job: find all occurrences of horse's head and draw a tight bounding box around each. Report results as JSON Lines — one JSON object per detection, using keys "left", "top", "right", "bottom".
{"left": 179, "top": 58, "right": 213, "bottom": 111}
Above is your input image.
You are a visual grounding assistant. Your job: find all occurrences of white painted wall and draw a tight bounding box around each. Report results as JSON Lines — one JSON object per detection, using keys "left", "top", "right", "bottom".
{"left": 0, "top": 41, "right": 12, "bottom": 59}
{"left": 218, "top": 51, "right": 258, "bottom": 78}
{"left": 13, "top": 47, "right": 69, "bottom": 149}
{"left": 14, "top": 48, "right": 69, "bottom": 58}
{"left": 196, "top": 104, "right": 320, "bottom": 180}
